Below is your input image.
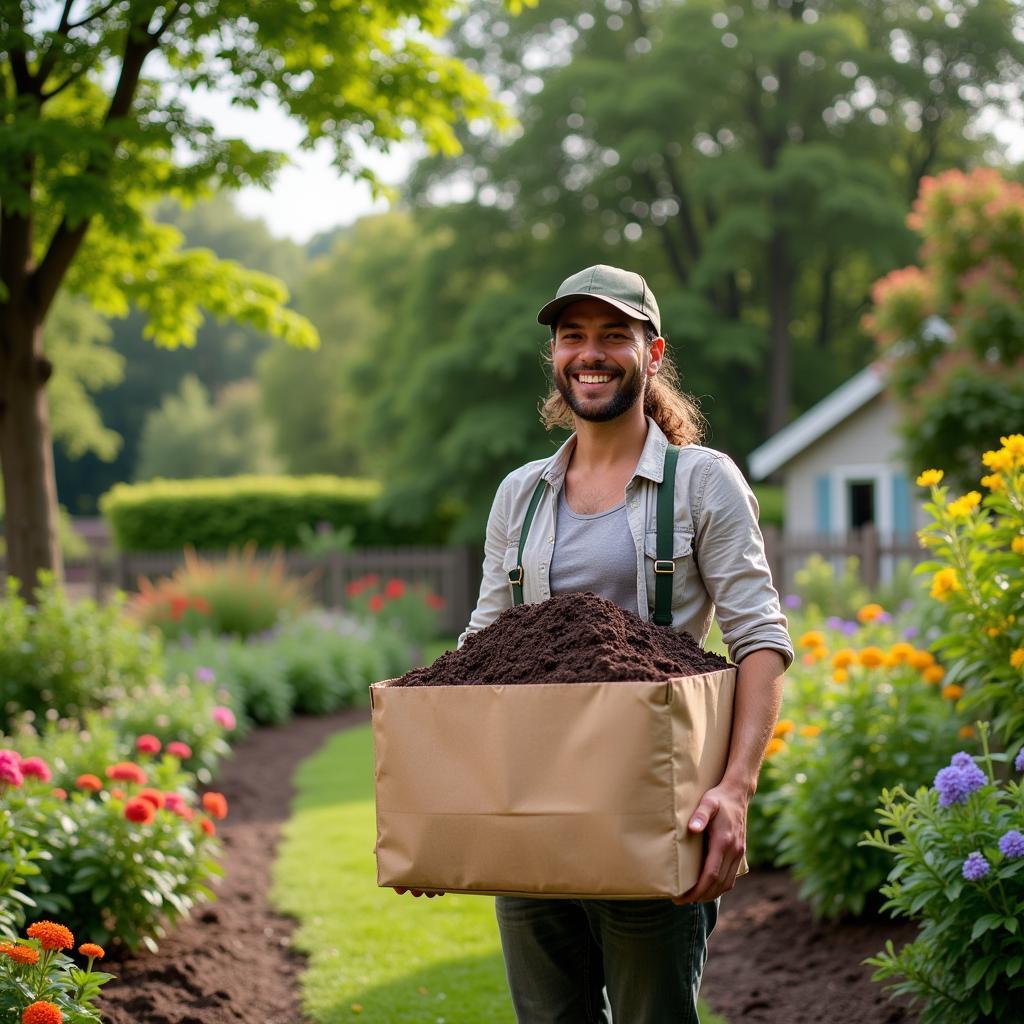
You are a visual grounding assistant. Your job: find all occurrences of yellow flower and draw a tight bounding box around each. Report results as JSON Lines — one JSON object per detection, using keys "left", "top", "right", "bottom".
{"left": 812, "top": 644, "right": 830, "bottom": 661}
{"left": 1011, "top": 648, "right": 1024, "bottom": 670}
{"left": 831, "top": 648, "right": 856, "bottom": 669}
{"left": 915, "top": 469, "right": 944, "bottom": 487}
{"left": 986, "top": 626, "right": 1001, "bottom": 638}
{"left": 1000, "top": 433, "right": 1024, "bottom": 465}
{"left": 958, "top": 725, "right": 976, "bottom": 740}
{"left": 799, "top": 630, "right": 826, "bottom": 649}
{"left": 922, "top": 664, "right": 945, "bottom": 685}
{"left": 980, "top": 473, "right": 1004, "bottom": 492}
{"left": 858, "top": 646, "right": 886, "bottom": 668}
{"left": 982, "top": 447, "right": 1014, "bottom": 473}
{"left": 942, "top": 684, "right": 964, "bottom": 701}
{"left": 833, "top": 668, "right": 849, "bottom": 683}
{"left": 930, "top": 568, "right": 961, "bottom": 601}
{"left": 765, "top": 737, "right": 787, "bottom": 758}
{"left": 1013, "top": 536, "right": 1024, "bottom": 555}
{"left": 910, "top": 649, "right": 936, "bottom": 670}
{"left": 857, "top": 603, "right": 885, "bottom": 624}
{"left": 946, "top": 491, "right": 982, "bottom": 518}
{"left": 773, "top": 718, "right": 795, "bottom": 737}
{"left": 889, "top": 642, "right": 915, "bottom": 663}
{"left": 799, "top": 724, "right": 822, "bottom": 738}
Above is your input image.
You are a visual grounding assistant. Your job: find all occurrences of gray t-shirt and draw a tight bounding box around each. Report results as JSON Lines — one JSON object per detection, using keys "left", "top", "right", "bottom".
{"left": 549, "top": 488, "right": 640, "bottom": 616}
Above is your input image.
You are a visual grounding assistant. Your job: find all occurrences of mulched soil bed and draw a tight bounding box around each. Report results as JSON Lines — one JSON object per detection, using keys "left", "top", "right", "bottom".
{"left": 93, "top": 706, "right": 918, "bottom": 1024}
{"left": 96, "top": 707, "right": 369, "bottom": 1024}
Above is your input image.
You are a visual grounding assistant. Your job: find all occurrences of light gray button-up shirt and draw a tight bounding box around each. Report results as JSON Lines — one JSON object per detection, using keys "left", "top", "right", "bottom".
{"left": 457, "top": 417, "right": 794, "bottom": 670}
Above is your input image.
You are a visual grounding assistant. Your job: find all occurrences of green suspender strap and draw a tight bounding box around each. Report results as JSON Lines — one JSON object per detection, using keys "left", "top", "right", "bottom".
{"left": 509, "top": 477, "right": 547, "bottom": 605}
{"left": 653, "top": 444, "right": 680, "bottom": 626}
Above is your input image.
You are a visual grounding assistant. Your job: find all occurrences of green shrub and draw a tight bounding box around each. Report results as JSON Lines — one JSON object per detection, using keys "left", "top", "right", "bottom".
{"left": 0, "top": 574, "right": 163, "bottom": 732}
{"left": 862, "top": 729, "right": 1024, "bottom": 1023}
{"left": 130, "top": 543, "right": 311, "bottom": 640}
{"left": 100, "top": 474, "right": 453, "bottom": 551}
{"left": 770, "top": 633, "right": 965, "bottom": 917}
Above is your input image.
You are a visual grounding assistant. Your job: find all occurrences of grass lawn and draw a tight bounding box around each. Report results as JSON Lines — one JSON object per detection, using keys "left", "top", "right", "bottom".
{"left": 271, "top": 691, "right": 728, "bottom": 1022}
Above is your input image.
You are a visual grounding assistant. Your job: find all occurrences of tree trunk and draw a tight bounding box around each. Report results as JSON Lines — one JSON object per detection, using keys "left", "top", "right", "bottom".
{"left": 0, "top": 305, "right": 62, "bottom": 591}
{"left": 766, "top": 227, "right": 792, "bottom": 437}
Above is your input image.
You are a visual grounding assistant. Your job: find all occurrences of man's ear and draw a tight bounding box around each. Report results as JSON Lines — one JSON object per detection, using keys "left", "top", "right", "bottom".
{"left": 648, "top": 336, "right": 666, "bottom": 376}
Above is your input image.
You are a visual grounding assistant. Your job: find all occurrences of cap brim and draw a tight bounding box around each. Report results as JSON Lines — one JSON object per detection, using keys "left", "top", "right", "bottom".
{"left": 536, "top": 292, "right": 653, "bottom": 330}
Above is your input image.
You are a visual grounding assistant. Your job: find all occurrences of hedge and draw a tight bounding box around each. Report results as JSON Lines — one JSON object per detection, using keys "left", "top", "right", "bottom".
{"left": 100, "top": 475, "right": 445, "bottom": 551}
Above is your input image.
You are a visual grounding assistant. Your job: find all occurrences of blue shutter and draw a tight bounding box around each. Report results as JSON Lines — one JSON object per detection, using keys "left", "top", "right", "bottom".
{"left": 892, "top": 473, "right": 912, "bottom": 538}
{"left": 815, "top": 475, "right": 831, "bottom": 534}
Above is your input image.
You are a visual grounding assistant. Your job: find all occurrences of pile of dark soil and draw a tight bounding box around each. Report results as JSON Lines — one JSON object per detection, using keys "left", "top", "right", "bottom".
{"left": 395, "top": 592, "right": 729, "bottom": 686}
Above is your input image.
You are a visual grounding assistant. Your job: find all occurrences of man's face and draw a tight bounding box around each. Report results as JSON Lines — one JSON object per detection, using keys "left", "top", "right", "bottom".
{"left": 550, "top": 297, "right": 660, "bottom": 423}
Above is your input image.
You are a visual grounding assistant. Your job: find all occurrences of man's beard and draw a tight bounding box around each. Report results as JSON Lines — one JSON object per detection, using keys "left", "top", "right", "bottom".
{"left": 555, "top": 362, "right": 645, "bottom": 423}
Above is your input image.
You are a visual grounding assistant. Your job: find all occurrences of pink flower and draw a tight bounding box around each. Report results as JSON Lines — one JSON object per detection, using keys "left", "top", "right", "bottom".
{"left": 136, "top": 735, "right": 162, "bottom": 755}
{"left": 19, "top": 757, "right": 52, "bottom": 783}
{"left": 212, "top": 706, "right": 236, "bottom": 731}
{"left": 164, "top": 792, "right": 188, "bottom": 815}
{"left": 166, "top": 741, "right": 192, "bottom": 760}
{"left": 0, "top": 751, "right": 23, "bottom": 788}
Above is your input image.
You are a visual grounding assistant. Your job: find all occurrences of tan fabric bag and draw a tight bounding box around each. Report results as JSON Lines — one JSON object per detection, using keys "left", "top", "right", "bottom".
{"left": 371, "top": 666, "right": 745, "bottom": 899}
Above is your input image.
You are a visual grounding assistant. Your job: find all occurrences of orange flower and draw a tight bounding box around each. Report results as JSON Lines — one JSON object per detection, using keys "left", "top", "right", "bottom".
{"left": 124, "top": 797, "right": 156, "bottom": 825}
{"left": 2, "top": 942, "right": 40, "bottom": 965}
{"left": 799, "top": 630, "right": 825, "bottom": 649}
{"left": 857, "top": 603, "right": 885, "bottom": 624}
{"left": 858, "top": 646, "right": 886, "bottom": 668}
{"left": 137, "top": 788, "right": 166, "bottom": 810}
{"left": 910, "top": 650, "right": 936, "bottom": 670}
{"left": 832, "top": 649, "right": 856, "bottom": 669}
{"left": 799, "top": 725, "right": 822, "bottom": 738}
{"left": 958, "top": 725, "right": 976, "bottom": 740}
{"left": 22, "top": 1002, "right": 63, "bottom": 1024}
{"left": 812, "top": 644, "right": 830, "bottom": 661}
{"left": 942, "top": 684, "right": 964, "bottom": 701}
{"left": 78, "top": 943, "right": 105, "bottom": 959}
{"left": 922, "top": 665, "right": 945, "bottom": 685}
{"left": 52, "top": 787, "right": 67, "bottom": 800}
{"left": 888, "top": 642, "right": 915, "bottom": 664}
{"left": 200, "top": 817, "right": 216, "bottom": 837}
{"left": 765, "top": 737, "right": 787, "bottom": 758}
{"left": 75, "top": 774, "right": 103, "bottom": 792}
{"left": 106, "top": 762, "right": 147, "bottom": 786}
{"left": 833, "top": 668, "right": 849, "bottom": 684}
{"left": 110, "top": 788, "right": 126, "bottom": 801}
{"left": 202, "top": 791, "right": 228, "bottom": 820}
{"left": 27, "top": 921, "right": 74, "bottom": 951}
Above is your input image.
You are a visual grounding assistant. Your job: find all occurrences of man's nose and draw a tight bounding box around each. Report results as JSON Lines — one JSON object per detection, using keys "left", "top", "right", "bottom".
{"left": 579, "top": 333, "right": 607, "bottom": 362}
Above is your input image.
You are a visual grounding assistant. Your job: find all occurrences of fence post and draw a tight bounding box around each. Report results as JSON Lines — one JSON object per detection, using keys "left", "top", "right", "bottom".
{"left": 860, "top": 524, "right": 879, "bottom": 590}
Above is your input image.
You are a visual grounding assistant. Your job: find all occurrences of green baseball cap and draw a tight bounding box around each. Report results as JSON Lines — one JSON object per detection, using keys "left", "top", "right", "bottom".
{"left": 537, "top": 264, "right": 661, "bottom": 336}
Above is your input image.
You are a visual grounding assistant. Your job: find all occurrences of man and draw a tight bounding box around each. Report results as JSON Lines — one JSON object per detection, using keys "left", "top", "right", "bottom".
{"left": 404, "top": 265, "right": 794, "bottom": 1023}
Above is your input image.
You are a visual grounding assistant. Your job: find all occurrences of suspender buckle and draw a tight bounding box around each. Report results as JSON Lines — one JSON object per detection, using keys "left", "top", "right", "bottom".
{"left": 508, "top": 566, "right": 524, "bottom": 586}
{"left": 654, "top": 559, "right": 675, "bottom": 575}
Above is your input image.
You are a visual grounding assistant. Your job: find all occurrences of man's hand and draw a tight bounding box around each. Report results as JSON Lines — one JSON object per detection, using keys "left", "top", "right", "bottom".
{"left": 393, "top": 887, "right": 445, "bottom": 898}
{"left": 672, "top": 780, "right": 749, "bottom": 905}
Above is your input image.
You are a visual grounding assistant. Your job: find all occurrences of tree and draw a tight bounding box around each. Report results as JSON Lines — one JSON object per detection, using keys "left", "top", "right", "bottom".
{"left": 864, "top": 167, "right": 1024, "bottom": 488}
{"left": 0, "top": 0, "right": 509, "bottom": 590}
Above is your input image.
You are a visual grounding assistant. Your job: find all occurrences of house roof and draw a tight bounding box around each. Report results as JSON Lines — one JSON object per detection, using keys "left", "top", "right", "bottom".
{"left": 747, "top": 363, "right": 885, "bottom": 480}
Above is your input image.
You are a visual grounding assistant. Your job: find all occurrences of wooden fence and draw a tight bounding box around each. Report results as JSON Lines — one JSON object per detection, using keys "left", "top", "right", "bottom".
{"left": 760, "top": 524, "right": 927, "bottom": 592}
{"left": 9, "top": 545, "right": 483, "bottom": 639}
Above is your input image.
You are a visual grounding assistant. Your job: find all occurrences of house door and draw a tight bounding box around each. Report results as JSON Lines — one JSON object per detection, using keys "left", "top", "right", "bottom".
{"left": 847, "top": 480, "right": 876, "bottom": 530}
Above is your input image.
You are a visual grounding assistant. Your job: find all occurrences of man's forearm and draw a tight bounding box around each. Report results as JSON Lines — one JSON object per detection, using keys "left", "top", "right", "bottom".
{"left": 719, "top": 648, "right": 786, "bottom": 799}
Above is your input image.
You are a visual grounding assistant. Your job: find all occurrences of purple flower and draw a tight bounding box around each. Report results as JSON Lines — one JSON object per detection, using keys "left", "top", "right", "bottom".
{"left": 934, "top": 754, "right": 987, "bottom": 807}
{"left": 900, "top": 599, "right": 914, "bottom": 612}
{"left": 1015, "top": 747, "right": 1024, "bottom": 773}
{"left": 841, "top": 620, "right": 859, "bottom": 636}
{"left": 999, "top": 830, "right": 1024, "bottom": 859}
{"left": 878, "top": 611, "right": 892, "bottom": 624}
{"left": 195, "top": 666, "right": 216, "bottom": 684}
{"left": 902, "top": 625, "right": 919, "bottom": 640}
{"left": 962, "top": 851, "right": 990, "bottom": 881}
{"left": 826, "top": 616, "right": 844, "bottom": 631}
{"left": 783, "top": 594, "right": 802, "bottom": 609}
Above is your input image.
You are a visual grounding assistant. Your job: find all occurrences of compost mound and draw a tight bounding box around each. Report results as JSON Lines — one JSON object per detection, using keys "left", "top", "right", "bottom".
{"left": 396, "top": 592, "right": 729, "bottom": 686}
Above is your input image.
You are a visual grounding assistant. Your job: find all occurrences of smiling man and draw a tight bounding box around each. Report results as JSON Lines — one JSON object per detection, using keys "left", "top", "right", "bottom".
{"left": 446, "top": 264, "right": 795, "bottom": 1022}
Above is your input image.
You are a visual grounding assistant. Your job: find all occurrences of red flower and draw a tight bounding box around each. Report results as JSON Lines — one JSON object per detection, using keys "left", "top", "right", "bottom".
{"left": 19, "top": 757, "right": 52, "bottom": 782}
{"left": 384, "top": 579, "right": 406, "bottom": 599}
{"left": 426, "top": 594, "right": 446, "bottom": 611}
{"left": 202, "top": 791, "right": 228, "bottom": 820}
{"left": 368, "top": 595, "right": 385, "bottom": 613}
{"left": 166, "top": 741, "right": 192, "bottom": 759}
{"left": 164, "top": 792, "right": 187, "bottom": 815}
{"left": 364, "top": 573, "right": 379, "bottom": 588}
{"left": 192, "top": 597, "right": 211, "bottom": 614}
{"left": 345, "top": 580, "right": 365, "bottom": 598}
{"left": 124, "top": 797, "right": 156, "bottom": 825}
{"left": 136, "top": 734, "right": 161, "bottom": 755}
{"left": 199, "top": 817, "right": 216, "bottom": 837}
{"left": 137, "top": 788, "right": 166, "bottom": 810}
{"left": 75, "top": 774, "right": 103, "bottom": 792}
{"left": 106, "top": 762, "right": 147, "bottom": 785}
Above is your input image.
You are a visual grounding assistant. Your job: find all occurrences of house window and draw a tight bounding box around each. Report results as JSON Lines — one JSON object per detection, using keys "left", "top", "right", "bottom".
{"left": 848, "top": 480, "right": 876, "bottom": 530}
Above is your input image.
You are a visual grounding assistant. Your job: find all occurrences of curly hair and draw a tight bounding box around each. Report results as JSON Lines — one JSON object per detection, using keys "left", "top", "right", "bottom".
{"left": 539, "top": 320, "right": 706, "bottom": 445}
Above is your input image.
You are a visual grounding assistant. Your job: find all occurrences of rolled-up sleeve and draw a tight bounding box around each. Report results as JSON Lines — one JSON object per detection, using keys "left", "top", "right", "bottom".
{"left": 694, "top": 455, "right": 794, "bottom": 670}
{"left": 457, "top": 478, "right": 513, "bottom": 649}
